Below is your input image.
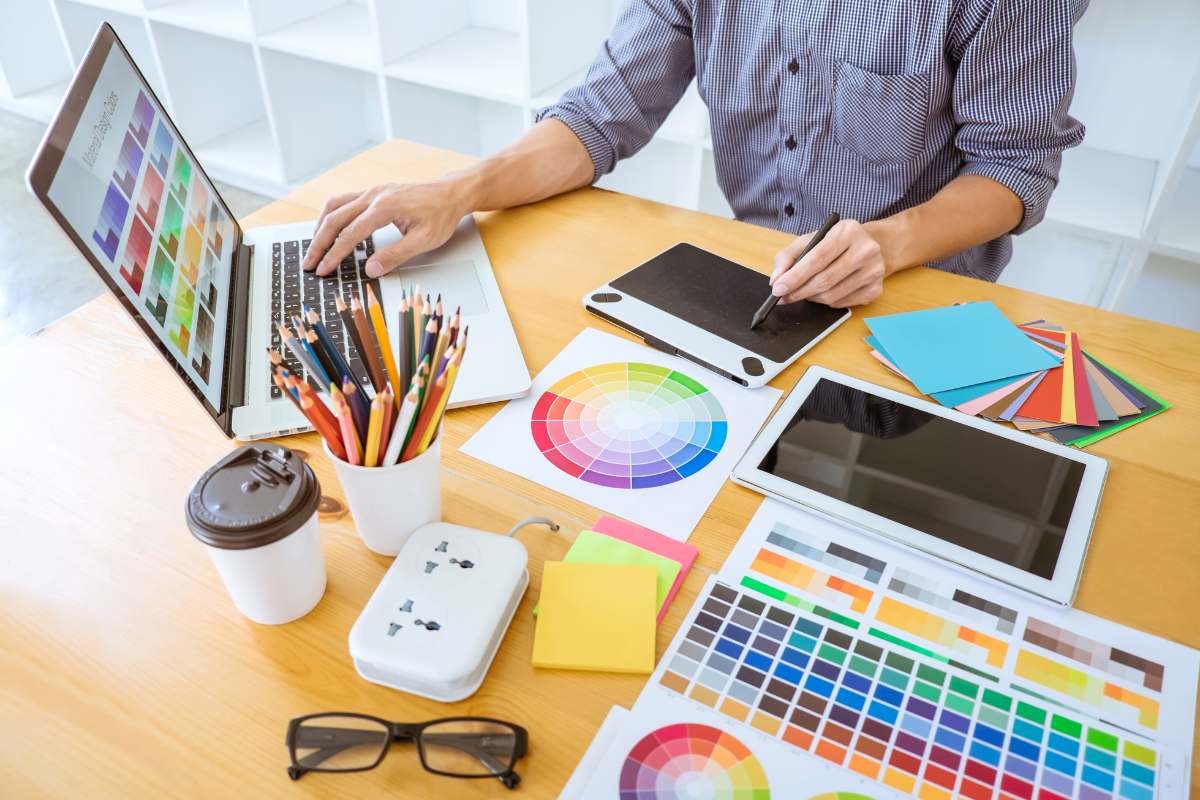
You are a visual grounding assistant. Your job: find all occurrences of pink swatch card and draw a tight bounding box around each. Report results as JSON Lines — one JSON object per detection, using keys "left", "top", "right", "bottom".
{"left": 592, "top": 515, "right": 698, "bottom": 625}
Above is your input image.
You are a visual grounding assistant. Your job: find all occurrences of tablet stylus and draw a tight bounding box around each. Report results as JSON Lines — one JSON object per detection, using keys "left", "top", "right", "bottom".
{"left": 750, "top": 212, "right": 840, "bottom": 329}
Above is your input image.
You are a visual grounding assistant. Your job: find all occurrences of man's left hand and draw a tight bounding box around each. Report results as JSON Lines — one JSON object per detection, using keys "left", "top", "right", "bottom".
{"left": 769, "top": 219, "right": 887, "bottom": 308}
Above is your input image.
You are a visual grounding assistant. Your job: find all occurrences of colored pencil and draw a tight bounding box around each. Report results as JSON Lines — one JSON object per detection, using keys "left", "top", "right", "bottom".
{"left": 429, "top": 314, "right": 452, "bottom": 381}
{"left": 338, "top": 294, "right": 382, "bottom": 393}
{"left": 403, "top": 357, "right": 451, "bottom": 462}
{"left": 411, "top": 285, "right": 423, "bottom": 375}
{"left": 267, "top": 348, "right": 284, "bottom": 370}
{"left": 418, "top": 316, "right": 438, "bottom": 384}
{"left": 334, "top": 394, "right": 362, "bottom": 465}
{"left": 343, "top": 376, "right": 369, "bottom": 443}
{"left": 403, "top": 357, "right": 431, "bottom": 452}
{"left": 440, "top": 325, "right": 466, "bottom": 379}
{"left": 420, "top": 296, "right": 431, "bottom": 346}
{"left": 397, "top": 287, "right": 411, "bottom": 399}
{"left": 279, "top": 323, "right": 330, "bottom": 392}
{"left": 365, "top": 284, "right": 401, "bottom": 400}
{"left": 301, "top": 319, "right": 339, "bottom": 386}
{"left": 364, "top": 395, "right": 383, "bottom": 468}
{"left": 382, "top": 378, "right": 421, "bottom": 467}
{"left": 300, "top": 395, "right": 349, "bottom": 462}
{"left": 271, "top": 363, "right": 302, "bottom": 411}
{"left": 377, "top": 386, "right": 394, "bottom": 465}
{"left": 304, "top": 305, "right": 355, "bottom": 388}
{"left": 415, "top": 340, "right": 465, "bottom": 456}
{"left": 433, "top": 294, "right": 443, "bottom": 333}
{"left": 293, "top": 316, "right": 331, "bottom": 386}
{"left": 290, "top": 373, "right": 339, "bottom": 433}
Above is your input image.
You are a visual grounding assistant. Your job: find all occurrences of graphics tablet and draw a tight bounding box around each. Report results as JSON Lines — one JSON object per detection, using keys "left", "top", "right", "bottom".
{"left": 583, "top": 243, "right": 851, "bottom": 388}
{"left": 731, "top": 366, "right": 1108, "bottom": 605}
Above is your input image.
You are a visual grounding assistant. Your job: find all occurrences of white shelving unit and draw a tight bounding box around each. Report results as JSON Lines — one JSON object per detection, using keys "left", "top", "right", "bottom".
{"left": 1, "top": 0, "right": 1198, "bottom": 329}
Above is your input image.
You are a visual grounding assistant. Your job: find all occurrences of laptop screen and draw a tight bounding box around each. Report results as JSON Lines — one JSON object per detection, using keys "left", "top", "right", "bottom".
{"left": 42, "top": 34, "right": 237, "bottom": 411}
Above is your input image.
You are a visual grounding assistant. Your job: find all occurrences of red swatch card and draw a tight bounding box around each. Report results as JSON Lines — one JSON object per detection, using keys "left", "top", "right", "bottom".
{"left": 1070, "top": 333, "right": 1098, "bottom": 427}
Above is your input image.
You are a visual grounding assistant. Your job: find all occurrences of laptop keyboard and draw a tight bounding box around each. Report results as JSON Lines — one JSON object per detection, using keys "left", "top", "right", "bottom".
{"left": 269, "top": 236, "right": 385, "bottom": 400}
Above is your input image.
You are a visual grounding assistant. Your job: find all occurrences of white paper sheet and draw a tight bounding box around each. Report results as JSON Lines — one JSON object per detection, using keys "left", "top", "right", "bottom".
{"left": 461, "top": 328, "right": 782, "bottom": 541}
{"left": 575, "top": 498, "right": 1198, "bottom": 800}
{"left": 557, "top": 705, "right": 630, "bottom": 800}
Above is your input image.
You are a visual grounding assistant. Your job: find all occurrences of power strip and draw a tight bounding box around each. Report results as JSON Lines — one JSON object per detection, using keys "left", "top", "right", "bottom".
{"left": 348, "top": 522, "right": 529, "bottom": 702}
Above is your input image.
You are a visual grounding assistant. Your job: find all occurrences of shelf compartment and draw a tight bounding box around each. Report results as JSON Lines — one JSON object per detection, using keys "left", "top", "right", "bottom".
{"left": 192, "top": 117, "right": 286, "bottom": 195}
{"left": 384, "top": 27, "right": 524, "bottom": 105}
{"left": 256, "top": 2, "right": 376, "bottom": 71}
{"left": 596, "top": 138, "right": 701, "bottom": 212}
{"left": 0, "top": 81, "right": 70, "bottom": 123}
{"left": 0, "top": 0, "right": 72, "bottom": 101}
{"left": 1152, "top": 166, "right": 1200, "bottom": 260}
{"left": 60, "top": 0, "right": 145, "bottom": 12}
{"left": 56, "top": 0, "right": 168, "bottom": 97}
{"left": 261, "top": 49, "right": 383, "bottom": 183}
{"left": 1000, "top": 223, "right": 1123, "bottom": 307}
{"left": 1123, "top": 253, "right": 1200, "bottom": 332}
{"left": 1043, "top": 147, "right": 1156, "bottom": 240}
{"left": 146, "top": 0, "right": 253, "bottom": 41}
{"left": 526, "top": 0, "right": 610, "bottom": 98}
{"left": 386, "top": 78, "right": 525, "bottom": 159}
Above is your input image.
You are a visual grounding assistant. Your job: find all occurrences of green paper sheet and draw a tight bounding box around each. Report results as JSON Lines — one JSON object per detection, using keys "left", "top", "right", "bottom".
{"left": 533, "top": 530, "right": 681, "bottom": 617}
{"left": 1064, "top": 354, "right": 1170, "bottom": 447}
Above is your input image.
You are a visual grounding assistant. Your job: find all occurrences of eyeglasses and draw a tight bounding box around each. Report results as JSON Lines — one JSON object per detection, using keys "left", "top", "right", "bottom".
{"left": 286, "top": 713, "right": 528, "bottom": 789}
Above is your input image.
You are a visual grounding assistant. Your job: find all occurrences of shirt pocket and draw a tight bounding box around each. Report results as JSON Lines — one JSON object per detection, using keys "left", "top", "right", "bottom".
{"left": 832, "top": 59, "right": 932, "bottom": 164}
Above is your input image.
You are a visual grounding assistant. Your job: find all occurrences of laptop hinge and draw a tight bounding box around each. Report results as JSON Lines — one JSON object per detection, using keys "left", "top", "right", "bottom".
{"left": 226, "top": 242, "right": 252, "bottom": 411}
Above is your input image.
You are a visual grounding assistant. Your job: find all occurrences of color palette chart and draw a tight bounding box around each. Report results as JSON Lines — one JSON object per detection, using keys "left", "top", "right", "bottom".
{"left": 530, "top": 362, "right": 727, "bottom": 489}
{"left": 620, "top": 724, "right": 770, "bottom": 799}
{"left": 658, "top": 579, "right": 1173, "bottom": 800}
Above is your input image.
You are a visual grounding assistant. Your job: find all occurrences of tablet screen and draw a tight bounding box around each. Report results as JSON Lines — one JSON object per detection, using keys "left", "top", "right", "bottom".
{"left": 756, "top": 379, "right": 1084, "bottom": 579}
{"left": 609, "top": 243, "right": 848, "bottom": 362}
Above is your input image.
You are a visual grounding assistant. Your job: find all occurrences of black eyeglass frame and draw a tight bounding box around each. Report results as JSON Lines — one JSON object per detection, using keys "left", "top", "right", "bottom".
{"left": 286, "top": 713, "right": 529, "bottom": 789}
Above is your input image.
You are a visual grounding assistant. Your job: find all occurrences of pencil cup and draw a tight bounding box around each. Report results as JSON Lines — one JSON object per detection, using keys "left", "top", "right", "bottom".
{"left": 185, "top": 444, "right": 326, "bottom": 625}
{"left": 324, "top": 427, "right": 442, "bottom": 556}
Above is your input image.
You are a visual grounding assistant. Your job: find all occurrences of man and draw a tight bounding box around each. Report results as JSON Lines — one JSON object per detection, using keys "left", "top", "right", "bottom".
{"left": 303, "top": 0, "right": 1086, "bottom": 309}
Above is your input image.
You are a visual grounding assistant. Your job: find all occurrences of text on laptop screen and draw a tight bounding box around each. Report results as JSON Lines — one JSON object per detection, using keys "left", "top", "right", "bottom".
{"left": 47, "top": 43, "right": 235, "bottom": 408}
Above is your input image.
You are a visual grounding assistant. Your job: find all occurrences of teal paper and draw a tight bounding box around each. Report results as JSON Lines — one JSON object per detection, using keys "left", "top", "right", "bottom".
{"left": 865, "top": 302, "right": 1060, "bottom": 395}
{"left": 867, "top": 335, "right": 1036, "bottom": 408}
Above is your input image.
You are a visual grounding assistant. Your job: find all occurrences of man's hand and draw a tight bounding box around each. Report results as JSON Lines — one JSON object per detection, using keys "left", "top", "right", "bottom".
{"left": 302, "top": 181, "right": 467, "bottom": 278}
{"left": 769, "top": 219, "right": 887, "bottom": 308}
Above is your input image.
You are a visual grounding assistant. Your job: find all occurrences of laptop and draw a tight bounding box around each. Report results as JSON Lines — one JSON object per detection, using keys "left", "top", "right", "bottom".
{"left": 25, "top": 23, "right": 530, "bottom": 440}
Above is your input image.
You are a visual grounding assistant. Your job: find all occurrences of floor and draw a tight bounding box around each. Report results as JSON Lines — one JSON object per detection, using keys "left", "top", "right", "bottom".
{"left": 0, "top": 107, "right": 272, "bottom": 351}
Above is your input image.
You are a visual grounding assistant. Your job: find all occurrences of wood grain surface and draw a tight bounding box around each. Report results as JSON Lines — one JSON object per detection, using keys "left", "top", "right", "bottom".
{"left": 2, "top": 139, "right": 1198, "bottom": 799}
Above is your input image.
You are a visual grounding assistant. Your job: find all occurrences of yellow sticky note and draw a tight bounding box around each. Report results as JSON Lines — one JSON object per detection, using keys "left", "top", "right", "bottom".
{"left": 532, "top": 561, "right": 656, "bottom": 674}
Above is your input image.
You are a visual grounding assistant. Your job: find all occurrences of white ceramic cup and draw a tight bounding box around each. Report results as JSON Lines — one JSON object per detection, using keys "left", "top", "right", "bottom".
{"left": 324, "top": 428, "right": 442, "bottom": 556}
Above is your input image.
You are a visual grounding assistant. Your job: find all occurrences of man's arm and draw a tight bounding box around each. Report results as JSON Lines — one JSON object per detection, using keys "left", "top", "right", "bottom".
{"left": 767, "top": 175, "right": 1024, "bottom": 308}
{"left": 302, "top": 119, "right": 592, "bottom": 277}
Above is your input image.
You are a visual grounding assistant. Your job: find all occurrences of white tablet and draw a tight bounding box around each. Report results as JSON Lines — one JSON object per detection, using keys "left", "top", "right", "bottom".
{"left": 730, "top": 366, "right": 1108, "bottom": 605}
{"left": 583, "top": 243, "right": 851, "bottom": 388}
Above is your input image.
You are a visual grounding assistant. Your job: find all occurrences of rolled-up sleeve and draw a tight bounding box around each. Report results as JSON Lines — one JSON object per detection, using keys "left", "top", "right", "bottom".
{"left": 950, "top": 0, "right": 1087, "bottom": 234}
{"left": 536, "top": 0, "right": 696, "bottom": 183}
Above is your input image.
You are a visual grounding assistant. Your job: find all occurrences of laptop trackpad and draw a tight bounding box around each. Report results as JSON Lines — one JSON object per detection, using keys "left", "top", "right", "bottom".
{"left": 393, "top": 260, "right": 489, "bottom": 317}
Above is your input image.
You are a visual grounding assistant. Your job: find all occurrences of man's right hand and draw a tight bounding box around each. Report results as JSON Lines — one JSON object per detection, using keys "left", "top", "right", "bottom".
{"left": 301, "top": 180, "right": 468, "bottom": 278}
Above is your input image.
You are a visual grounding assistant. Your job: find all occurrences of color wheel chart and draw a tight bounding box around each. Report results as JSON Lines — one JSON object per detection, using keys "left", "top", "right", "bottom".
{"left": 530, "top": 362, "right": 727, "bottom": 489}
{"left": 620, "top": 724, "right": 770, "bottom": 800}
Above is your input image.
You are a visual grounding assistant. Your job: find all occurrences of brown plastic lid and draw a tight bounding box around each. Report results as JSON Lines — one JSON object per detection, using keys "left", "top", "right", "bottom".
{"left": 186, "top": 444, "right": 321, "bottom": 550}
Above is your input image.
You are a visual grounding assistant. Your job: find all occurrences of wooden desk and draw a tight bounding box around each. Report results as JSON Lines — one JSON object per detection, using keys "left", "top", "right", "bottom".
{"left": 2, "top": 140, "right": 1198, "bottom": 799}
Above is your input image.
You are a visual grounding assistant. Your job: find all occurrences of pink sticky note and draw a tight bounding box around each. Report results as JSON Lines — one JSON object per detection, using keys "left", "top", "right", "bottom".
{"left": 592, "top": 516, "right": 698, "bottom": 625}
{"left": 955, "top": 372, "right": 1040, "bottom": 416}
{"left": 870, "top": 350, "right": 911, "bottom": 381}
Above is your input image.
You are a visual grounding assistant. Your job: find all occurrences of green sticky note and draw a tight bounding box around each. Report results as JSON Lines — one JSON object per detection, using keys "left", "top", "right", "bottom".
{"left": 533, "top": 530, "right": 681, "bottom": 619}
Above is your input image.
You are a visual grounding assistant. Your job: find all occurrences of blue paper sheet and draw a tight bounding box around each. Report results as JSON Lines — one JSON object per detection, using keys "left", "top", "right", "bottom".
{"left": 866, "top": 335, "right": 1038, "bottom": 408}
{"left": 865, "top": 302, "right": 1060, "bottom": 395}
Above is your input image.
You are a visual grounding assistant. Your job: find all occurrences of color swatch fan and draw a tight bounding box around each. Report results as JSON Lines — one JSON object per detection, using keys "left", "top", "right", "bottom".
{"left": 620, "top": 724, "right": 769, "bottom": 799}
{"left": 531, "top": 362, "right": 727, "bottom": 489}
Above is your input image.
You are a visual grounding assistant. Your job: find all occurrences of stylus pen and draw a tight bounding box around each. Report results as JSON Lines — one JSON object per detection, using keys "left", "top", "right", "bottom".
{"left": 750, "top": 211, "right": 840, "bottom": 329}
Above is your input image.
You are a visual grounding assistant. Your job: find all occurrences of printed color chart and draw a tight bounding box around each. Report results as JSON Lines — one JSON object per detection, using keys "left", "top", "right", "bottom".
{"left": 530, "top": 362, "right": 727, "bottom": 489}
{"left": 661, "top": 581, "right": 1164, "bottom": 800}
{"left": 620, "top": 724, "right": 770, "bottom": 800}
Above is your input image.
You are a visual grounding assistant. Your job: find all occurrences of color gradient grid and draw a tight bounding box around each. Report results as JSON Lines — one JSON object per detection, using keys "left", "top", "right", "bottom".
{"left": 530, "top": 362, "right": 726, "bottom": 489}
{"left": 619, "top": 723, "right": 769, "bottom": 800}
{"left": 136, "top": 165, "right": 164, "bottom": 228}
{"left": 877, "top": 597, "right": 1008, "bottom": 668}
{"left": 112, "top": 131, "right": 143, "bottom": 198}
{"left": 92, "top": 182, "right": 129, "bottom": 262}
{"left": 661, "top": 583, "right": 1159, "bottom": 800}
{"left": 119, "top": 215, "right": 152, "bottom": 295}
{"left": 766, "top": 524, "right": 887, "bottom": 584}
{"left": 149, "top": 120, "right": 172, "bottom": 177}
{"left": 129, "top": 91, "right": 154, "bottom": 147}
{"left": 1014, "top": 651, "right": 1159, "bottom": 730}
{"left": 1023, "top": 619, "right": 1165, "bottom": 693}
{"left": 751, "top": 548, "right": 874, "bottom": 613}
{"left": 889, "top": 568, "right": 1018, "bottom": 636}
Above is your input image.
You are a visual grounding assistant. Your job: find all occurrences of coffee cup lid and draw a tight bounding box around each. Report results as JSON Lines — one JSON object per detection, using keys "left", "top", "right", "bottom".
{"left": 186, "top": 444, "right": 321, "bottom": 550}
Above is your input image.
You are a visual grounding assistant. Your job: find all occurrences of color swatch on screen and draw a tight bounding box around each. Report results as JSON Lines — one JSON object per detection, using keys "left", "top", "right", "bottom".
{"left": 876, "top": 597, "right": 1008, "bottom": 668}
{"left": 192, "top": 304, "right": 214, "bottom": 383}
{"left": 751, "top": 548, "right": 873, "bottom": 613}
{"left": 197, "top": 248, "right": 219, "bottom": 312}
{"left": 92, "top": 181, "right": 129, "bottom": 261}
{"left": 767, "top": 523, "right": 887, "bottom": 584}
{"left": 530, "top": 362, "right": 726, "bottom": 489}
{"left": 129, "top": 91, "right": 154, "bottom": 147}
{"left": 150, "top": 121, "right": 172, "bottom": 176}
{"left": 619, "top": 724, "right": 769, "bottom": 800}
{"left": 119, "top": 215, "right": 152, "bottom": 295}
{"left": 1023, "top": 618, "right": 1164, "bottom": 692}
{"left": 1014, "top": 650, "right": 1159, "bottom": 729}
{"left": 188, "top": 180, "right": 208, "bottom": 233}
{"left": 169, "top": 274, "right": 194, "bottom": 354}
{"left": 890, "top": 569, "right": 1018, "bottom": 635}
{"left": 112, "top": 131, "right": 143, "bottom": 198}
{"left": 159, "top": 193, "right": 183, "bottom": 259}
{"left": 144, "top": 246, "right": 173, "bottom": 325}
{"left": 660, "top": 581, "right": 1161, "bottom": 800}
{"left": 136, "top": 165, "right": 164, "bottom": 227}
{"left": 180, "top": 224, "right": 202, "bottom": 286}
{"left": 169, "top": 150, "right": 191, "bottom": 205}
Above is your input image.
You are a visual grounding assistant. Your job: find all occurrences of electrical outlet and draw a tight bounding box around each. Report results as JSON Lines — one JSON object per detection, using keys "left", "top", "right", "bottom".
{"left": 375, "top": 592, "right": 447, "bottom": 648}
{"left": 415, "top": 535, "right": 481, "bottom": 584}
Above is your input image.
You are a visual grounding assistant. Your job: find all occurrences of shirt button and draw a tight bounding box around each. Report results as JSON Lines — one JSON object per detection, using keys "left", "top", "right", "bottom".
{"left": 784, "top": 203, "right": 795, "bottom": 216}
{"left": 785, "top": 135, "right": 796, "bottom": 150}
{"left": 788, "top": 58, "right": 799, "bottom": 75}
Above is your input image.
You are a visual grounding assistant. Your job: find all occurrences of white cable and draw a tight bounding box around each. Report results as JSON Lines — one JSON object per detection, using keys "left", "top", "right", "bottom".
{"left": 507, "top": 516, "right": 560, "bottom": 538}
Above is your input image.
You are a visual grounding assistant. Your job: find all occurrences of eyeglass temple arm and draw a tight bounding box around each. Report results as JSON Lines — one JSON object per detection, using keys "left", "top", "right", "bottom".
{"left": 418, "top": 732, "right": 517, "bottom": 773}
